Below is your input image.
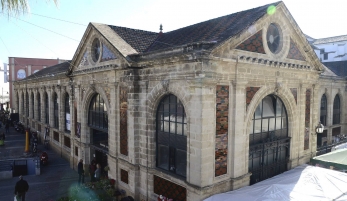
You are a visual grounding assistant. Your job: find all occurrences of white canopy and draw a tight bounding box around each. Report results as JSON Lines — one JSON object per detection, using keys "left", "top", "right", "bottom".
{"left": 205, "top": 165, "right": 347, "bottom": 201}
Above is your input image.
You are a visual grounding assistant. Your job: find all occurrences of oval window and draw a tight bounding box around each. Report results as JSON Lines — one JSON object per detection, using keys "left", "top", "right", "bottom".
{"left": 266, "top": 23, "right": 282, "bottom": 54}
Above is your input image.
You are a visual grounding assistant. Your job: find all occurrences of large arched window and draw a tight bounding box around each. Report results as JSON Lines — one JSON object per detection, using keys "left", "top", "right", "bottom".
{"left": 45, "top": 92, "right": 49, "bottom": 124}
{"left": 88, "top": 94, "right": 108, "bottom": 130}
{"left": 65, "top": 93, "right": 70, "bottom": 132}
{"left": 320, "top": 94, "right": 327, "bottom": 126}
{"left": 37, "top": 93, "right": 41, "bottom": 121}
{"left": 31, "top": 92, "right": 34, "bottom": 119}
{"left": 156, "top": 94, "right": 187, "bottom": 177}
{"left": 333, "top": 95, "right": 340, "bottom": 125}
{"left": 249, "top": 95, "right": 289, "bottom": 185}
{"left": 53, "top": 93, "right": 59, "bottom": 128}
{"left": 26, "top": 92, "right": 29, "bottom": 117}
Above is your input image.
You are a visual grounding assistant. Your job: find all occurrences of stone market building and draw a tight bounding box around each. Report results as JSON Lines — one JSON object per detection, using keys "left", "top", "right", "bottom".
{"left": 13, "top": 1, "right": 346, "bottom": 200}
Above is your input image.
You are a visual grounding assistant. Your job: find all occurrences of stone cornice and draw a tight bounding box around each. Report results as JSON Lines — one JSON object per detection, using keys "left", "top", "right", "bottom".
{"left": 72, "top": 64, "right": 119, "bottom": 75}
{"left": 237, "top": 55, "right": 312, "bottom": 71}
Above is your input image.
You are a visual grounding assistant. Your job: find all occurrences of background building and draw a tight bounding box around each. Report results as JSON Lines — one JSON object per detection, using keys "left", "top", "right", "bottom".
{"left": 306, "top": 34, "right": 347, "bottom": 62}
{"left": 0, "top": 63, "right": 9, "bottom": 110}
{"left": 8, "top": 57, "right": 64, "bottom": 112}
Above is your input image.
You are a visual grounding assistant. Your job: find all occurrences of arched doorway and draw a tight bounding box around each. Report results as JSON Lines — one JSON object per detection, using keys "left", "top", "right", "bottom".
{"left": 248, "top": 95, "right": 289, "bottom": 185}
{"left": 88, "top": 93, "right": 108, "bottom": 174}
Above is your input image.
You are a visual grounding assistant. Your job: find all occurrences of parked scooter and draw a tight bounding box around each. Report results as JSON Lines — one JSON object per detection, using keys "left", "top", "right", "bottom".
{"left": 40, "top": 151, "right": 48, "bottom": 165}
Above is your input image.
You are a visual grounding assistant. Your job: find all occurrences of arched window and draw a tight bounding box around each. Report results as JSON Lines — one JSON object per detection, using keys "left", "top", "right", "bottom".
{"left": 88, "top": 94, "right": 108, "bottom": 130}
{"left": 156, "top": 94, "right": 187, "bottom": 177}
{"left": 333, "top": 95, "right": 340, "bottom": 124}
{"left": 53, "top": 93, "right": 59, "bottom": 128}
{"left": 65, "top": 94, "right": 70, "bottom": 132}
{"left": 320, "top": 94, "right": 327, "bottom": 126}
{"left": 45, "top": 92, "right": 49, "bottom": 124}
{"left": 249, "top": 95, "right": 289, "bottom": 185}
{"left": 37, "top": 93, "right": 41, "bottom": 121}
{"left": 26, "top": 92, "right": 29, "bottom": 117}
{"left": 31, "top": 92, "right": 34, "bottom": 119}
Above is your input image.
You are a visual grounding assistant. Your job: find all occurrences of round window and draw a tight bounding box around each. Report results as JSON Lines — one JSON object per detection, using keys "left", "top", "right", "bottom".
{"left": 266, "top": 23, "right": 282, "bottom": 54}
{"left": 91, "top": 38, "right": 101, "bottom": 62}
{"left": 17, "top": 69, "right": 26, "bottom": 79}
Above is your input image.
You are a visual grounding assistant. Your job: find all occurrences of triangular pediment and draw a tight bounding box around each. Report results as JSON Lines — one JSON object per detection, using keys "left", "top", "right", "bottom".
{"left": 68, "top": 23, "right": 138, "bottom": 75}
{"left": 212, "top": 2, "right": 324, "bottom": 71}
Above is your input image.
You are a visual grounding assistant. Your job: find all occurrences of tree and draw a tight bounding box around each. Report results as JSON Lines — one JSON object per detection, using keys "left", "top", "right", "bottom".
{"left": 1, "top": 0, "right": 57, "bottom": 15}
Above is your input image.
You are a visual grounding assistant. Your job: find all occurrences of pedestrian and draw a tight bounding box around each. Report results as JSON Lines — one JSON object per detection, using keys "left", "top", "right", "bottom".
{"left": 14, "top": 175, "right": 29, "bottom": 201}
{"left": 94, "top": 163, "right": 101, "bottom": 181}
{"left": 89, "top": 158, "right": 96, "bottom": 182}
{"left": 5, "top": 123, "right": 9, "bottom": 134}
{"left": 78, "top": 159, "right": 84, "bottom": 185}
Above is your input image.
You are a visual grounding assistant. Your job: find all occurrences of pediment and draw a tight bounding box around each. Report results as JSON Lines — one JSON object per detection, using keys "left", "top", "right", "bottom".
{"left": 68, "top": 23, "right": 137, "bottom": 75}
{"left": 212, "top": 2, "right": 324, "bottom": 71}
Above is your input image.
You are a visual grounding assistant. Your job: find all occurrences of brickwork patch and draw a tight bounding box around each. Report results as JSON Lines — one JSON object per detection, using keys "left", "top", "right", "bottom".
{"left": 79, "top": 50, "right": 89, "bottom": 67}
{"left": 304, "top": 88, "right": 311, "bottom": 150}
{"left": 154, "top": 175, "right": 186, "bottom": 201}
{"left": 101, "top": 43, "right": 117, "bottom": 62}
{"left": 290, "top": 88, "right": 297, "bottom": 104}
{"left": 215, "top": 85, "right": 229, "bottom": 176}
{"left": 287, "top": 38, "right": 306, "bottom": 61}
{"left": 246, "top": 87, "right": 260, "bottom": 109}
{"left": 120, "top": 86, "right": 128, "bottom": 156}
{"left": 120, "top": 169, "right": 128, "bottom": 184}
{"left": 236, "top": 30, "right": 265, "bottom": 54}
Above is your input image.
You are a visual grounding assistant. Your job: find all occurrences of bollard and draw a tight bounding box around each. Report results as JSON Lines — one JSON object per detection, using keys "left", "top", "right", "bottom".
{"left": 25, "top": 129, "right": 29, "bottom": 153}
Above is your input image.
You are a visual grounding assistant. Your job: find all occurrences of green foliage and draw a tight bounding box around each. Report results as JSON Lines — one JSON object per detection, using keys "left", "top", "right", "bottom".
{"left": 0, "top": 0, "right": 58, "bottom": 15}
{"left": 57, "top": 178, "right": 116, "bottom": 201}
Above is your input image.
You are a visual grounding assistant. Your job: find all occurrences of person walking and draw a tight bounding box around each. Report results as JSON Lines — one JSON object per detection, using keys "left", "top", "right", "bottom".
{"left": 94, "top": 164, "right": 101, "bottom": 182}
{"left": 89, "top": 158, "right": 96, "bottom": 182}
{"left": 78, "top": 159, "right": 84, "bottom": 185}
{"left": 14, "top": 175, "right": 29, "bottom": 201}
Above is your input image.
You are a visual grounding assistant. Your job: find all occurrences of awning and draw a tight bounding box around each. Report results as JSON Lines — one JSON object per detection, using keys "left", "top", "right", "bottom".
{"left": 311, "top": 148, "right": 347, "bottom": 171}
{"left": 204, "top": 164, "right": 347, "bottom": 201}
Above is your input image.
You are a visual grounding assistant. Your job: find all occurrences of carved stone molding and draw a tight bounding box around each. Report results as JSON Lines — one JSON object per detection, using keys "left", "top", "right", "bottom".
{"left": 161, "top": 79, "right": 170, "bottom": 92}
{"left": 90, "top": 83, "right": 96, "bottom": 92}
{"left": 274, "top": 82, "right": 282, "bottom": 95}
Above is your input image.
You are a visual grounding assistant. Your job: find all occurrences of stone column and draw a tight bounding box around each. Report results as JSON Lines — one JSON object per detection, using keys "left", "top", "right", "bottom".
{"left": 186, "top": 78, "right": 216, "bottom": 187}
{"left": 311, "top": 83, "right": 320, "bottom": 155}
{"left": 230, "top": 80, "right": 249, "bottom": 189}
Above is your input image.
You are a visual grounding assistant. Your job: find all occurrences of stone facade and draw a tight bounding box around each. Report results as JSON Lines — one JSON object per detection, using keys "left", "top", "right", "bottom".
{"left": 13, "top": 2, "right": 347, "bottom": 201}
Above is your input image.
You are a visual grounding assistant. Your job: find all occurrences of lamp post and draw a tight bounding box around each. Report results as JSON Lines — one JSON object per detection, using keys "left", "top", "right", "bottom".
{"left": 316, "top": 122, "right": 324, "bottom": 134}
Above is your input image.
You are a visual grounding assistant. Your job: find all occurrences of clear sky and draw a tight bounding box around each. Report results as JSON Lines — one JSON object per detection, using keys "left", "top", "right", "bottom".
{"left": 1, "top": 0, "right": 347, "bottom": 67}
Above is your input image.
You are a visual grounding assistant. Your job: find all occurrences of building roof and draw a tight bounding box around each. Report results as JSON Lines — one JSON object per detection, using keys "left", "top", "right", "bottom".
{"left": 321, "top": 65, "right": 337, "bottom": 77}
{"left": 25, "top": 61, "right": 71, "bottom": 80}
{"left": 108, "top": 26, "right": 158, "bottom": 53}
{"left": 108, "top": 1, "right": 281, "bottom": 53}
{"left": 313, "top": 35, "right": 347, "bottom": 45}
{"left": 322, "top": 60, "right": 347, "bottom": 77}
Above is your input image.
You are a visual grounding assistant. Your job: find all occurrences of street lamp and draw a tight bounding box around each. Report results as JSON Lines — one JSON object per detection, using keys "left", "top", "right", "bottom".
{"left": 316, "top": 122, "right": 324, "bottom": 134}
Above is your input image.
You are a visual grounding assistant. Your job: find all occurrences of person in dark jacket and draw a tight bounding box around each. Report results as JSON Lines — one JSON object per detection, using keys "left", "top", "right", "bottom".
{"left": 89, "top": 158, "right": 96, "bottom": 182}
{"left": 14, "top": 175, "right": 29, "bottom": 201}
{"left": 78, "top": 159, "right": 84, "bottom": 185}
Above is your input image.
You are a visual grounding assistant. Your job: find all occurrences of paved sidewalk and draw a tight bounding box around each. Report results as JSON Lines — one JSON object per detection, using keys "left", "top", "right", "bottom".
{"left": 0, "top": 125, "right": 84, "bottom": 201}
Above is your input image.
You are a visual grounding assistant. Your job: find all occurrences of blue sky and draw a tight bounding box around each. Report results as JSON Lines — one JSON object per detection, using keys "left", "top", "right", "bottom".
{"left": 1, "top": 0, "right": 347, "bottom": 67}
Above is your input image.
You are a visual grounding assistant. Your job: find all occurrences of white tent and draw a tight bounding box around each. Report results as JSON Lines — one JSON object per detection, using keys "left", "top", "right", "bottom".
{"left": 205, "top": 165, "right": 347, "bottom": 201}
